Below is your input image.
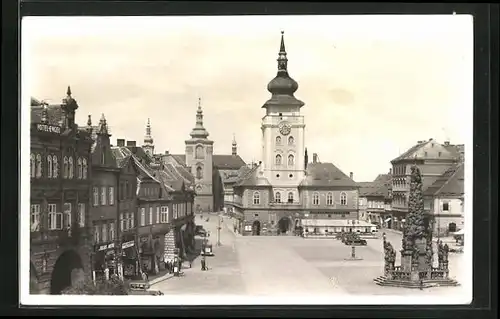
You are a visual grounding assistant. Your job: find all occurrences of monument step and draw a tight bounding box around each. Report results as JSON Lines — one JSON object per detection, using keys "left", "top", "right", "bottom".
{"left": 373, "top": 276, "right": 459, "bottom": 288}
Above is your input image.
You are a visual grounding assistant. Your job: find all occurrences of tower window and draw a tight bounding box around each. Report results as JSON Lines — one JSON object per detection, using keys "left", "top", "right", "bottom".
{"left": 196, "top": 166, "right": 203, "bottom": 179}
{"left": 253, "top": 192, "right": 260, "bottom": 205}
{"left": 340, "top": 192, "right": 348, "bottom": 205}
{"left": 276, "top": 136, "right": 282, "bottom": 145}
{"left": 288, "top": 154, "right": 294, "bottom": 166}
{"left": 312, "top": 192, "right": 320, "bottom": 205}
{"left": 289, "top": 174, "right": 293, "bottom": 178}
{"left": 195, "top": 145, "right": 205, "bottom": 159}
{"left": 288, "top": 192, "right": 294, "bottom": 203}
{"left": 275, "top": 154, "right": 282, "bottom": 165}
{"left": 288, "top": 136, "right": 294, "bottom": 145}
{"left": 326, "top": 192, "right": 333, "bottom": 205}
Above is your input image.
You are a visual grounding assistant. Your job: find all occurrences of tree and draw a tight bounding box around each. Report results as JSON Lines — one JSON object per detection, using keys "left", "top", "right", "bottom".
{"left": 402, "top": 165, "right": 426, "bottom": 252}
{"left": 61, "top": 276, "right": 130, "bottom": 295}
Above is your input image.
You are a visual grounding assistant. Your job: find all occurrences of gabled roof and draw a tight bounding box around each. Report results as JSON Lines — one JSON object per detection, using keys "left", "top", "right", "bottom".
{"left": 111, "top": 147, "right": 131, "bottom": 168}
{"left": 234, "top": 165, "right": 271, "bottom": 187}
{"left": 299, "top": 162, "right": 357, "bottom": 188}
{"left": 424, "top": 163, "right": 464, "bottom": 197}
{"left": 391, "top": 139, "right": 459, "bottom": 163}
{"left": 213, "top": 155, "right": 246, "bottom": 169}
{"left": 170, "top": 153, "right": 246, "bottom": 170}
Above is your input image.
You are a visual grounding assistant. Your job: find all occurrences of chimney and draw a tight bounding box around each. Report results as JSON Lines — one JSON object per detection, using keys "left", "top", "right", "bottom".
{"left": 165, "top": 150, "right": 169, "bottom": 155}
{"left": 126, "top": 141, "right": 136, "bottom": 147}
{"left": 117, "top": 139, "right": 125, "bottom": 147}
{"left": 444, "top": 141, "right": 450, "bottom": 146}
{"left": 349, "top": 172, "right": 353, "bottom": 180}
{"left": 313, "top": 153, "right": 318, "bottom": 164}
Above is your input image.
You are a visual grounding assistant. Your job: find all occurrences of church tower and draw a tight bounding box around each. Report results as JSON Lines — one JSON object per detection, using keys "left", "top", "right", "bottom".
{"left": 185, "top": 98, "right": 214, "bottom": 212}
{"left": 232, "top": 134, "right": 238, "bottom": 156}
{"left": 261, "top": 31, "right": 306, "bottom": 201}
{"left": 143, "top": 118, "right": 155, "bottom": 156}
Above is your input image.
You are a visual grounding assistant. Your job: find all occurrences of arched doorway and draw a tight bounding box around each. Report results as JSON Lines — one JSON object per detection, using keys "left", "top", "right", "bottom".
{"left": 30, "top": 262, "right": 38, "bottom": 294}
{"left": 50, "top": 250, "right": 84, "bottom": 295}
{"left": 277, "top": 217, "right": 292, "bottom": 235}
{"left": 252, "top": 220, "right": 261, "bottom": 236}
{"left": 448, "top": 223, "right": 457, "bottom": 233}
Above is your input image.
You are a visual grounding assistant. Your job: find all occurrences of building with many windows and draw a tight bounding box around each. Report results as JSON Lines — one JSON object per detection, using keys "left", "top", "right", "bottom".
{"left": 358, "top": 172, "right": 392, "bottom": 227}
{"left": 88, "top": 114, "right": 121, "bottom": 281}
{"left": 30, "top": 87, "right": 94, "bottom": 294}
{"left": 227, "top": 32, "right": 359, "bottom": 236}
{"left": 388, "top": 138, "right": 463, "bottom": 231}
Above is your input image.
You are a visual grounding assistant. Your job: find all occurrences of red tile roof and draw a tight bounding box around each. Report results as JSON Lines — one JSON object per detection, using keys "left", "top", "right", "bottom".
{"left": 424, "top": 163, "right": 464, "bottom": 197}
{"left": 300, "top": 162, "right": 357, "bottom": 188}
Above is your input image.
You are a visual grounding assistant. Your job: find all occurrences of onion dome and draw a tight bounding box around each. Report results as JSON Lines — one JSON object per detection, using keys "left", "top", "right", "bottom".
{"left": 267, "top": 31, "right": 299, "bottom": 95}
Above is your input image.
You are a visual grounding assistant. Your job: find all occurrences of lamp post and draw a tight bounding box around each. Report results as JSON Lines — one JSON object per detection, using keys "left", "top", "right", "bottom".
{"left": 216, "top": 215, "right": 222, "bottom": 246}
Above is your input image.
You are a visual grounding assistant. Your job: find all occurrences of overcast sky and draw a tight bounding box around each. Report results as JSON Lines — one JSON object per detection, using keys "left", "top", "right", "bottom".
{"left": 23, "top": 15, "right": 473, "bottom": 182}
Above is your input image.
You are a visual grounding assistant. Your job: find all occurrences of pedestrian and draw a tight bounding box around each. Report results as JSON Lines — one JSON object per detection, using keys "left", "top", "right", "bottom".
{"left": 419, "top": 279, "right": 423, "bottom": 290}
{"left": 189, "top": 260, "right": 192, "bottom": 268}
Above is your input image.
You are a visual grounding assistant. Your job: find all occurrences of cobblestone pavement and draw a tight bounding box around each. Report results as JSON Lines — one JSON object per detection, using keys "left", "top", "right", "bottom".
{"left": 152, "top": 218, "right": 466, "bottom": 298}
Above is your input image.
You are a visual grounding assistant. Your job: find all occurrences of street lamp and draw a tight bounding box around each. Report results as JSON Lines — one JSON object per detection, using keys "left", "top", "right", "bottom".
{"left": 216, "top": 215, "right": 222, "bottom": 246}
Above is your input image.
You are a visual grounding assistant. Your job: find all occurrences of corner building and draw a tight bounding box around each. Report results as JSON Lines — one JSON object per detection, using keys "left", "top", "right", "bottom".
{"left": 230, "top": 32, "right": 359, "bottom": 236}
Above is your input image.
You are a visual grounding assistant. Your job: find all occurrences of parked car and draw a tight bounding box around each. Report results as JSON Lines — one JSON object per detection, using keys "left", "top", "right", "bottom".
{"left": 130, "top": 289, "right": 164, "bottom": 295}
{"left": 195, "top": 225, "right": 207, "bottom": 236}
{"left": 344, "top": 238, "right": 367, "bottom": 246}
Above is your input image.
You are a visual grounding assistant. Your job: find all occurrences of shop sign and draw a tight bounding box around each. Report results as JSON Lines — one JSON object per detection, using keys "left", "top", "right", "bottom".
{"left": 36, "top": 123, "right": 61, "bottom": 134}
{"left": 96, "top": 243, "right": 115, "bottom": 252}
{"left": 121, "top": 240, "right": 135, "bottom": 249}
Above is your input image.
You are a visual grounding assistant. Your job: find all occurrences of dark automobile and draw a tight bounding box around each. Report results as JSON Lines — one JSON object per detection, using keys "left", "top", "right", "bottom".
{"left": 344, "top": 238, "right": 367, "bottom": 246}
{"left": 195, "top": 225, "right": 207, "bottom": 236}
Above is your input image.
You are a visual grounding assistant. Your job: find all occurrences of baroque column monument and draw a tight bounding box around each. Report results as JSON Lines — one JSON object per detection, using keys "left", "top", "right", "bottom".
{"left": 374, "top": 165, "right": 460, "bottom": 288}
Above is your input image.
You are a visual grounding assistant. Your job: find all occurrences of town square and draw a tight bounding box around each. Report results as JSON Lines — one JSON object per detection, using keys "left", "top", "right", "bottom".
{"left": 23, "top": 15, "right": 470, "bottom": 303}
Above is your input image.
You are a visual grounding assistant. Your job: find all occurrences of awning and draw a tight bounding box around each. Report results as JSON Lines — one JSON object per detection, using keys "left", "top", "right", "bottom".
{"left": 453, "top": 229, "right": 465, "bottom": 235}
{"left": 384, "top": 217, "right": 392, "bottom": 222}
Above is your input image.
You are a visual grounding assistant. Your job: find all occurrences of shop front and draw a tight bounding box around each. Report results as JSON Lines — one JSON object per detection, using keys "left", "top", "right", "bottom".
{"left": 93, "top": 242, "right": 119, "bottom": 281}
{"left": 138, "top": 235, "right": 155, "bottom": 275}
{"left": 121, "top": 237, "right": 139, "bottom": 279}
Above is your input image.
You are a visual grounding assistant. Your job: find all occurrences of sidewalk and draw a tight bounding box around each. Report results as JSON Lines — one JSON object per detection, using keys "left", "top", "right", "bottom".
{"left": 223, "top": 216, "right": 242, "bottom": 237}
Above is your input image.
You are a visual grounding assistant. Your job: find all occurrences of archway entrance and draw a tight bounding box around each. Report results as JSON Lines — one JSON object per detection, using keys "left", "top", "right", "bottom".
{"left": 448, "top": 223, "right": 457, "bottom": 233}
{"left": 50, "top": 250, "right": 84, "bottom": 295}
{"left": 252, "top": 220, "right": 261, "bottom": 236}
{"left": 30, "top": 262, "right": 38, "bottom": 294}
{"left": 277, "top": 217, "right": 292, "bottom": 235}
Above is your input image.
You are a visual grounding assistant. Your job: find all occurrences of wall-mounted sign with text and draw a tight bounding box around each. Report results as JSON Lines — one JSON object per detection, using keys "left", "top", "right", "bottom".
{"left": 36, "top": 123, "right": 61, "bottom": 134}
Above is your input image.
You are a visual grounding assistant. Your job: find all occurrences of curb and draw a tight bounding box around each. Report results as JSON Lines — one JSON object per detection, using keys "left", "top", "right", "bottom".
{"left": 149, "top": 273, "right": 175, "bottom": 286}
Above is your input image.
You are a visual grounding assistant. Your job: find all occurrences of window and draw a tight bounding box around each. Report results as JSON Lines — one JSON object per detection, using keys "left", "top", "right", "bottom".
{"left": 120, "top": 213, "right": 125, "bottom": 231}
{"left": 276, "top": 136, "right": 282, "bottom": 145}
{"left": 288, "top": 192, "right": 294, "bottom": 203}
{"left": 36, "top": 154, "right": 42, "bottom": 178}
{"left": 253, "top": 192, "right": 260, "bottom": 205}
{"left": 196, "top": 166, "right": 203, "bottom": 179}
{"left": 30, "top": 204, "right": 40, "bottom": 232}
{"left": 102, "top": 223, "right": 108, "bottom": 242}
{"left": 48, "top": 204, "right": 62, "bottom": 230}
{"left": 93, "top": 187, "right": 99, "bottom": 206}
{"left": 312, "top": 192, "right": 320, "bottom": 205}
{"left": 82, "top": 158, "right": 88, "bottom": 179}
{"left": 77, "top": 158, "right": 83, "bottom": 179}
{"left": 275, "top": 192, "right": 281, "bottom": 203}
{"left": 161, "top": 206, "right": 169, "bottom": 223}
{"left": 130, "top": 212, "right": 135, "bottom": 228}
{"left": 101, "top": 186, "right": 107, "bottom": 205}
{"left": 63, "top": 203, "right": 72, "bottom": 229}
{"left": 442, "top": 202, "right": 449, "bottom": 211}
{"left": 288, "top": 154, "right": 294, "bottom": 166}
{"left": 340, "top": 192, "right": 347, "bottom": 205}
{"left": 52, "top": 155, "right": 58, "bottom": 178}
{"left": 125, "top": 181, "right": 129, "bottom": 199}
{"left": 94, "top": 225, "right": 100, "bottom": 243}
{"left": 30, "top": 154, "right": 35, "bottom": 178}
{"left": 47, "top": 155, "right": 53, "bottom": 178}
{"left": 68, "top": 156, "right": 74, "bottom": 179}
{"left": 288, "top": 136, "right": 294, "bottom": 145}
{"left": 140, "top": 208, "right": 146, "bottom": 226}
{"left": 63, "top": 156, "right": 68, "bottom": 178}
{"left": 195, "top": 145, "right": 204, "bottom": 159}
{"left": 109, "top": 222, "right": 115, "bottom": 241}
{"left": 325, "top": 192, "right": 333, "bottom": 206}
{"left": 173, "top": 205, "right": 178, "bottom": 219}
{"left": 78, "top": 203, "right": 85, "bottom": 227}
{"left": 275, "top": 154, "right": 282, "bottom": 165}
{"left": 101, "top": 149, "right": 106, "bottom": 165}
{"left": 156, "top": 206, "right": 160, "bottom": 223}
{"left": 149, "top": 207, "right": 153, "bottom": 225}
{"left": 109, "top": 186, "right": 114, "bottom": 205}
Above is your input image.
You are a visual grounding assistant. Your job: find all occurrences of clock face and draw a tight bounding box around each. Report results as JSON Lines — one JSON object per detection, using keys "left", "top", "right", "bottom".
{"left": 278, "top": 121, "right": 291, "bottom": 136}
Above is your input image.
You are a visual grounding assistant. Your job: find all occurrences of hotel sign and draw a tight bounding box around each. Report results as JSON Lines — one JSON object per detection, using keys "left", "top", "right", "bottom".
{"left": 121, "top": 241, "right": 135, "bottom": 249}
{"left": 36, "top": 124, "right": 61, "bottom": 134}
{"left": 96, "top": 242, "right": 115, "bottom": 252}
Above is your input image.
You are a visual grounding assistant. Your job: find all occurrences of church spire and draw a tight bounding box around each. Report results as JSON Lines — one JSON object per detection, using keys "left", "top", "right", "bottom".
{"left": 97, "top": 113, "right": 109, "bottom": 135}
{"left": 189, "top": 97, "right": 209, "bottom": 139}
{"left": 277, "top": 30, "right": 288, "bottom": 74}
{"left": 40, "top": 101, "right": 48, "bottom": 124}
{"left": 143, "top": 118, "right": 154, "bottom": 156}
{"left": 232, "top": 133, "right": 237, "bottom": 156}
